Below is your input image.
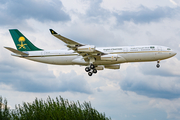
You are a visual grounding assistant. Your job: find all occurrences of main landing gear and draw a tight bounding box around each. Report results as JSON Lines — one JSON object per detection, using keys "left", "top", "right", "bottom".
{"left": 85, "top": 64, "right": 97, "bottom": 76}
{"left": 156, "top": 60, "right": 160, "bottom": 68}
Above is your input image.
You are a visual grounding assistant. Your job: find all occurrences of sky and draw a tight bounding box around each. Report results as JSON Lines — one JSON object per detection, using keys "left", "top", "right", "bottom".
{"left": 0, "top": 0, "right": 180, "bottom": 120}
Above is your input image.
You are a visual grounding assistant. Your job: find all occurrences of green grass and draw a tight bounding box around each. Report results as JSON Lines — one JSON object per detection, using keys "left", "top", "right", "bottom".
{"left": 0, "top": 96, "right": 111, "bottom": 120}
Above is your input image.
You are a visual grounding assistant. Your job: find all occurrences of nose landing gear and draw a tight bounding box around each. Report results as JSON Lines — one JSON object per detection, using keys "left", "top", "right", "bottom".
{"left": 156, "top": 60, "right": 160, "bottom": 68}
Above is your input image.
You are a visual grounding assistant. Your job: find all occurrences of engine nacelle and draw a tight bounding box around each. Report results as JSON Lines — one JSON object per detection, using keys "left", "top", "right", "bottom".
{"left": 77, "top": 45, "right": 95, "bottom": 52}
{"left": 95, "top": 65, "right": 104, "bottom": 70}
{"left": 101, "top": 54, "right": 118, "bottom": 61}
{"left": 104, "top": 64, "right": 120, "bottom": 69}
{"left": 66, "top": 44, "right": 77, "bottom": 48}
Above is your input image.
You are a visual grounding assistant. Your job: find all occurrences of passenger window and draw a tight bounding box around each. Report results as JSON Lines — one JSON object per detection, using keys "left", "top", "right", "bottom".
{"left": 150, "top": 46, "right": 155, "bottom": 49}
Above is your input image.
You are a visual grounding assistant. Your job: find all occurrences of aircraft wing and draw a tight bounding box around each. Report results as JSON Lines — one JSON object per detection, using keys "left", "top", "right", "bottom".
{"left": 49, "top": 29, "right": 105, "bottom": 60}
{"left": 50, "top": 29, "right": 84, "bottom": 48}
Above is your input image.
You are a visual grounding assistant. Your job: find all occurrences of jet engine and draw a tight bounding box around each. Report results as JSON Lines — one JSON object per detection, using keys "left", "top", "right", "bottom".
{"left": 101, "top": 54, "right": 118, "bottom": 61}
{"left": 77, "top": 45, "right": 95, "bottom": 52}
{"left": 104, "top": 64, "right": 120, "bottom": 69}
{"left": 95, "top": 65, "right": 104, "bottom": 70}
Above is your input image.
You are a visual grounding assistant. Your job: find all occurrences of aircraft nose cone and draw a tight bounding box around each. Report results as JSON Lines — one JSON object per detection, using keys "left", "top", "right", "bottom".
{"left": 171, "top": 51, "right": 177, "bottom": 56}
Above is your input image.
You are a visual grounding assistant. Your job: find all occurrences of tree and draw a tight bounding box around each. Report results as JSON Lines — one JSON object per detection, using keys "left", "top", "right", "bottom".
{"left": 0, "top": 96, "right": 111, "bottom": 120}
{"left": 0, "top": 96, "right": 11, "bottom": 120}
{"left": 11, "top": 96, "right": 111, "bottom": 120}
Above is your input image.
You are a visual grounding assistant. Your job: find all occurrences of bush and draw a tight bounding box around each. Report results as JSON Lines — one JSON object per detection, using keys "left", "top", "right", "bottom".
{"left": 0, "top": 96, "right": 111, "bottom": 120}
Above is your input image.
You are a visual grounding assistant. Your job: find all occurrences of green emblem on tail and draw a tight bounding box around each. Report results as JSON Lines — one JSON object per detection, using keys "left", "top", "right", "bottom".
{"left": 9, "top": 29, "right": 42, "bottom": 51}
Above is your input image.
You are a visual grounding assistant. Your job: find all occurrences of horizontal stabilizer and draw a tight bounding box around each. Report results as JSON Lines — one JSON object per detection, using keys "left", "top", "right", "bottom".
{"left": 4, "top": 47, "right": 29, "bottom": 56}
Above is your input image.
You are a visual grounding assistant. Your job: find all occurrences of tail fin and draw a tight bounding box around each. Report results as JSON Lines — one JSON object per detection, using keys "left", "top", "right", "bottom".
{"left": 9, "top": 29, "right": 42, "bottom": 51}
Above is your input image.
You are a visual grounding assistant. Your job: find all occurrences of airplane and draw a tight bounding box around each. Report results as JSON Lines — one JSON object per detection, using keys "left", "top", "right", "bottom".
{"left": 5, "top": 29, "right": 177, "bottom": 76}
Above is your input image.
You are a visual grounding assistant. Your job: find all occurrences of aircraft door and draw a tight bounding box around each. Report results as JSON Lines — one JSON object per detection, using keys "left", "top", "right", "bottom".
{"left": 123, "top": 48, "right": 128, "bottom": 52}
{"left": 157, "top": 47, "right": 162, "bottom": 51}
{"left": 41, "top": 51, "right": 45, "bottom": 57}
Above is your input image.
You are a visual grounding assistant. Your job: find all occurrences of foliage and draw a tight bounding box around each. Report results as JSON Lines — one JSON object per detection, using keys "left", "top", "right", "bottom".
{"left": 0, "top": 96, "right": 111, "bottom": 120}
{"left": 0, "top": 96, "right": 11, "bottom": 120}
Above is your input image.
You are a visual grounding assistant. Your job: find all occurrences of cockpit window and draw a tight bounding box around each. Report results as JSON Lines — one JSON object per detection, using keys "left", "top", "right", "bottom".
{"left": 167, "top": 48, "right": 171, "bottom": 50}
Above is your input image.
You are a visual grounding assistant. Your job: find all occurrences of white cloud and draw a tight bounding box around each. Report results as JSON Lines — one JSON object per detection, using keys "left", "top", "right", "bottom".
{"left": 150, "top": 98, "right": 180, "bottom": 119}
{"left": 170, "top": 0, "right": 180, "bottom": 6}
{"left": 61, "top": 0, "right": 89, "bottom": 14}
{"left": 174, "top": 0, "right": 180, "bottom": 5}
{"left": 162, "top": 57, "right": 180, "bottom": 76}
{"left": 101, "top": 0, "right": 174, "bottom": 12}
{"left": 170, "top": 0, "right": 178, "bottom": 5}
{"left": 0, "top": 83, "right": 13, "bottom": 91}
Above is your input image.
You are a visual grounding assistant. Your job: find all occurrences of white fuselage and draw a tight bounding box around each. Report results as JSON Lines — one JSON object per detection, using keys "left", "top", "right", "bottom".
{"left": 13, "top": 45, "right": 176, "bottom": 66}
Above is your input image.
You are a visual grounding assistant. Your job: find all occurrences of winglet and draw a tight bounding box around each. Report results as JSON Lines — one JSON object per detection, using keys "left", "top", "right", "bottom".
{"left": 49, "top": 29, "right": 57, "bottom": 34}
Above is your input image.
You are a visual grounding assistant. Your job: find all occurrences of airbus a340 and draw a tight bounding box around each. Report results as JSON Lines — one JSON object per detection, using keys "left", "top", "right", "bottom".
{"left": 5, "top": 29, "right": 177, "bottom": 76}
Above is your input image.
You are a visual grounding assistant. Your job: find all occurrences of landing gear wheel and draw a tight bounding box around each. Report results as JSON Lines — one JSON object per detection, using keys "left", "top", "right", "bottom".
{"left": 88, "top": 72, "right": 93, "bottom": 76}
{"left": 156, "top": 64, "right": 160, "bottom": 68}
{"left": 90, "top": 64, "right": 95, "bottom": 69}
{"left": 93, "top": 69, "right": 97, "bottom": 74}
{"left": 85, "top": 67, "right": 90, "bottom": 72}
{"left": 156, "top": 60, "right": 160, "bottom": 68}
